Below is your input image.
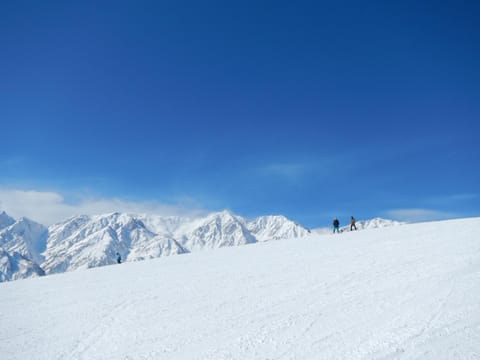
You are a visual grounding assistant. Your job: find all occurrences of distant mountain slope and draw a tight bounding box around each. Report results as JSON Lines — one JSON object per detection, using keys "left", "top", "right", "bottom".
{"left": 135, "top": 214, "right": 191, "bottom": 237}
{"left": 0, "top": 217, "right": 48, "bottom": 264}
{"left": 39, "top": 210, "right": 309, "bottom": 275}
{"left": 177, "top": 210, "right": 256, "bottom": 251}
{"left": 0, "top": 248, "right": 45, "bottom": 282}
{"left": 353, "top": 217, "right": 405, "bottom": 230}
{"left": 247, "top": 215, "right": 311, "bottom": 241}
{"left": 0, "top": 211, "right": 15, "bottom": 230}
{"left": 42, "top": 212, "right": 186, "bottom": 274}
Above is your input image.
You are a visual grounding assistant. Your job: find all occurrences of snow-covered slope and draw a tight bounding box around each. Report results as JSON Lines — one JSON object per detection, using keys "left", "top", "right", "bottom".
{"left": 313, "top": 217, "right": 403, "bottom": 234}
{"left": 353, "top": 217, "right": 405, "bottom": 230}
{"left": 0, "top": 217, "right": 478, "bottom": 359}
{"left": 0, "top": 248, "right": 45, "bottom": 282}
{"left": 248, "top": 215, "right": 311, "bottom": 241}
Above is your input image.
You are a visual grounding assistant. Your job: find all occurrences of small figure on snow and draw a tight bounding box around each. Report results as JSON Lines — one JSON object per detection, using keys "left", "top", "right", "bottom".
{"left": 333, "top": 218, "right": 340, "bottom": 234}
{"left": 350, "top": 216, "right": 357, "bottom": 231}
{"left": 116, "top": 252, "right": 122, "bottom": 264}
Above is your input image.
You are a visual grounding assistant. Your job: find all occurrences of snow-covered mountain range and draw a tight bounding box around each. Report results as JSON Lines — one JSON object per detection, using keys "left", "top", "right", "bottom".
{"left": 0, "top": 210, "right": 315, "bottom": 282}
{"left": 0, "top": 210, "right": 405, "bottom": 282}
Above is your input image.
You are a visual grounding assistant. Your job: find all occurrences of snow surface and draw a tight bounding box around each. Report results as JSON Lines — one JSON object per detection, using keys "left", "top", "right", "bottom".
{"left": 0, "top": 217, "right": 479, "bottom": 359}
{"left": 312, "top": 217, "right": 404, "bottom": 235}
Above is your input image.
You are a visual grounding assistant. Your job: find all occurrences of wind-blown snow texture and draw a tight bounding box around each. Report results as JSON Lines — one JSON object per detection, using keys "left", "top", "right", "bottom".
{"left": 0, "top": 217, "right": 479, "bottom": 359}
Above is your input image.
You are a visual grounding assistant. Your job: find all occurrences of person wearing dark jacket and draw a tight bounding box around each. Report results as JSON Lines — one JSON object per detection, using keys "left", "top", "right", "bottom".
{"left": 350, "top": 216, "right": 357, "bottom": 231}
{"left": 333, "top": 218, "right": 340, "bottom": 234}
{"left": 116, "top": 252, "right": 122, "bottom": 264}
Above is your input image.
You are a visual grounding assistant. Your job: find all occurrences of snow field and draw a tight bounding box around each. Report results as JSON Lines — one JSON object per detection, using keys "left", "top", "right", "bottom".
{"left": 0, "top": 218, "right": 479, "bottom": 359}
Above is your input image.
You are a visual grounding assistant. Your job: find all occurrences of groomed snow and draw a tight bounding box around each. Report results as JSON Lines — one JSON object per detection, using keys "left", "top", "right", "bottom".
{"left": 0, "top": 217, "right": 479, "bottom": 359}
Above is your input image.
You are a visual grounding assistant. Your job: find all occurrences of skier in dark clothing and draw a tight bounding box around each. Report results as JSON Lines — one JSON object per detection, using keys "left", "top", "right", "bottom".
{"left": 116, "top": 252, "right": 122, "bottom": 264}
{"left": 350, "top": 216, "right": 357, "bottom": 231}
{"left": 333, "top": 218, "right": 340, "bottom": 234}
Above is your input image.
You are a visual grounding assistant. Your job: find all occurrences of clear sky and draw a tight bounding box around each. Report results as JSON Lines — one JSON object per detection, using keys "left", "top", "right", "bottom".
{"left": 0, "top": 0, "right": 479, "bottom": 227}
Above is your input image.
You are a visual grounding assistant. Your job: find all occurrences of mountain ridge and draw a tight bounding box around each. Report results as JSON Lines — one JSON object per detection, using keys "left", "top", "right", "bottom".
{"left": 0, "top": 210, "right": 312, "bottom": 281}
{"left": 0, "top": 211, "right": 402, "bottom": 282}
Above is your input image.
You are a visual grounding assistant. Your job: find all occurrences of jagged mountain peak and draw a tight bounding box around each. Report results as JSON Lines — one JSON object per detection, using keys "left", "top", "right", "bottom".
{"left": 54, "top": 213, "right": 147, "bottom": 242}
{"left": 205, "top": 209, "right": 241, "bottom": 222}
{"left": 9, "top": 216, "right": 45, "bottom": 230}
{"left": 176, "top": 210, "right": 255, "bottom": 251}
{"left": 0, "top": 211, "right": 15, "bottom": 230}
{"left": 55, "top": 214, "right": 92, "bottom": 226}
{"left": 248, "top": 215, "right": 311, "bottom": 242}
{"left": 90, "top": 212, "right": 141, "bottom": 227}
{"left": 249, "top": 214, "right": 291, "bottom": 227}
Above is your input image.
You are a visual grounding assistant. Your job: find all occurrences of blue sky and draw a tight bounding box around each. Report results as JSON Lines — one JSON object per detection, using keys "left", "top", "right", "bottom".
{"left": 0, "top": 0, "right": 479, "bottom": 227}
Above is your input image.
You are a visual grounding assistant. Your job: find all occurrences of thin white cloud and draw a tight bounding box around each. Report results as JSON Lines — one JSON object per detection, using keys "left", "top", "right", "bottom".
{"left": 426, "top": 193, "right": 478, "bottom": 205}
{"left": 0, "top": 188, "right": 208, "bottom": 226}
{"left": 386, "top": 208, "right": 457, "bottom": 223}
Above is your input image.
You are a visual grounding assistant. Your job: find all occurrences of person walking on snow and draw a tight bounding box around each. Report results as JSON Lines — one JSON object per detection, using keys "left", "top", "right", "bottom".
{"left": 350, "top": 216, "right": 357, "bottom": 231}
{"left": 116, "top": 252, "right": 122, "bottom": 264}
{"left": 333, "top": 218, "right": 340, "bottom": 234}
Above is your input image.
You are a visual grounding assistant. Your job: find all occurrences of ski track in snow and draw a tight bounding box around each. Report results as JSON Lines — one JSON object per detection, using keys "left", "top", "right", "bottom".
{"left": 1, "top": 218, "right": 480, "bottom": 359}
